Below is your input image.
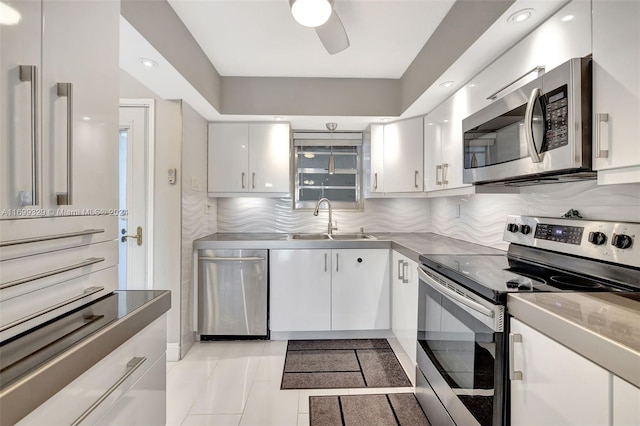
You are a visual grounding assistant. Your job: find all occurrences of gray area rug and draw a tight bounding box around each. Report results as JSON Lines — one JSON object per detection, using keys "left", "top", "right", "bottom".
{"left": 310, "top": 393, "right": 430, "bottom": 426}
{"left": 281, "top": 339, "right": 412, "bottom": 389}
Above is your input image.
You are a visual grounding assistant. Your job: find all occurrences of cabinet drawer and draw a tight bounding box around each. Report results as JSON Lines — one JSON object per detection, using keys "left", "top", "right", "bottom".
{"left": 0, "top": 240, "right": 118, "bottom": 302}
{"left": 0, "top": 266, "right": 117, "bottom": 341}
{"left": 0, "top": 215, "right": 117, "bottom": 261}
{"left": 17, "top": 315, "right": 166, "bottom": 426}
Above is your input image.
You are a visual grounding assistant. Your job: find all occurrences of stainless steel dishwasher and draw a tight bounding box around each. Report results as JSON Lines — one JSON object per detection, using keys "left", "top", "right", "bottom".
{"left": 198, "top": 249, "right": 268, "bottom": 340}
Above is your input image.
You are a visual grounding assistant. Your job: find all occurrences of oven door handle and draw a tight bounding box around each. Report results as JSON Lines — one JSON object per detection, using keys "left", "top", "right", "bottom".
{"left": 417, "top": 266, "right": 494, "bottom": 318}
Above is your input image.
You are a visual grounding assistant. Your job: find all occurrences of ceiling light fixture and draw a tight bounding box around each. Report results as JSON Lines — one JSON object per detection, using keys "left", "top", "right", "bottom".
{"left": 439, "top": 81, "right": 455, "bottom": 88}
{"left": 139, "top": 58, "right": 158, "bottom": 68}
{"left": 291, "top": 0, "right": 332, "bottom": 28}
{"left": 561, "top": 15, "right": 574, "bottom": 22}
{"left": 0, "top": 2, "right": 21, "bottom": 25}
{"left": 508, "top": 8, "right": 534, "bottom": 24}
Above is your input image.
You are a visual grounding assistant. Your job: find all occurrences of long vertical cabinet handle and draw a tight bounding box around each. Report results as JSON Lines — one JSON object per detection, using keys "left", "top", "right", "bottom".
{"left": 436, "top": 165, "right": 443, "bottom": 185}
{"left": 442, "top": 163, "right": 449, "bottom": 185}
{"left": 414, "top": 170, "right": 419, "bottom": 188}
{"left": 324, "top": 253, "right": 328, "bottom": 272}
{"left": 374, "top": 173, "right": 378, "bottom": 190}
{"left": 335, "top": 253, "right": 339, "bottom": 272}
{"left": 71, "top": 357, "right": 147, "bottom": 426}
{"left": 252, "top": 172, "right": 256, "bottom": 189}
{"left": 402, "top": 261, "right": 409, "bottom": 284}
{"left": 241, "top": 172, "right": 246, "bottom": 189}
{"left": 19, "top": 66, "right": 39, "bottom": 206}
{"left": 56, "top": 83, "right": 73, "bottom": 205}
{"left": 509, "top": 333, "right": 523, "bottom": 380}
{"left": 397, "top": 260, "right": 403, "bottom": 280}
{"left": 595, "top": 113, "right": 609, "bottom": 158}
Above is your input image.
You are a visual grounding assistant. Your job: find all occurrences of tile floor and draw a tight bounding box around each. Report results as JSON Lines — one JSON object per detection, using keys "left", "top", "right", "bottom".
{"left": 166, "top": 340, "right": 415, "bottom": 426}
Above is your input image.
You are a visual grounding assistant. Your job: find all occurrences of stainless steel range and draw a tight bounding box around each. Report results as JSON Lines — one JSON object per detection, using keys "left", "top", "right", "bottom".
{"left": 416, "top": 215, "right": 640, "bottom": 426}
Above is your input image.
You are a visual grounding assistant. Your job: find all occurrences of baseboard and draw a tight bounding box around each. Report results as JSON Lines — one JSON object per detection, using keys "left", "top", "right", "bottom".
{"left": 166, "top": 343, "right": 181, "bottom": 362}
{"left": 387, "top": 337, "right": 417, "bottom": 386}
{"left": 270, "top": 329, "right": 393, "bottom": 341}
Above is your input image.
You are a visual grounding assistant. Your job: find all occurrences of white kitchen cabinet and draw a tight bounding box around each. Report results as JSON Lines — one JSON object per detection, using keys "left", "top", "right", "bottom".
{"left": 207, "top": 122, "right": 291, "bottom": 195}
{"left": 332, "top": 249, "right": 390, "bottom": 330}
{"left": 270, "top": 248, "right": 390, "bottom": 332}
{"left": 509, "top": 318, "right": 611, "bottom": 426}
{"left": 613, "top": 376, "right": 640, "bottom": 425}
{"left": 592, "top": 0, "right": 640, "bottom": 184}
{"left": 270, "top": 249, "right": 332, "bottom": 332}
{"left": 382, "top": 118, "right": 423, "bottom": 193}
{"left": 368, "top": 123, "right": 385, "bottom": 194}
{"left": 18, "top": 315, "right": 167, "bottom": 426}
{"left": 391, "top": 251, "right": 418, "bottom": 366}
{"left": 1, "top": 0, "right": 119, "bottom": 216}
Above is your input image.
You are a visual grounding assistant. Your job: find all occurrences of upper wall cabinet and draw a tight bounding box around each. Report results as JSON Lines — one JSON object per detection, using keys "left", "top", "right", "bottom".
{"left": 208, "top": 122, "right": 291, "bottom": 196}
{"left": 1, "top": 0, "right": 119, "bottom": 217}
{"left": 592, "top": 0, "right": 640, "bottom": 185}
{"left": 365, "top": 117, "right": 424, "bottom": 197}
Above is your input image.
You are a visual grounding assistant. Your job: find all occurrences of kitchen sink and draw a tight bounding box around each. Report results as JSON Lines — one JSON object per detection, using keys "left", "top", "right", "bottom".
{"left": 328, "top": 234, "right": 376, "bottom": 240}
{"left": 290, "top": 233, "right": 331, "bottom": 240}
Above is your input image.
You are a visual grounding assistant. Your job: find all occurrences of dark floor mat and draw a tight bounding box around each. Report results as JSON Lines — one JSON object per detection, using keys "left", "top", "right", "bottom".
{"left": 281, "top": 339, "right": 412, "bottom": 389}
{"left": 310, "top": 393, "right": 431, "bottom": 426}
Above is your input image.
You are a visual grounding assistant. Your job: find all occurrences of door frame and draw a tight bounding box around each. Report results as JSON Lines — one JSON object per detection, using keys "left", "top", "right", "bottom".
{"left": 119, "top": 98, "right": 155, "bottom": 289}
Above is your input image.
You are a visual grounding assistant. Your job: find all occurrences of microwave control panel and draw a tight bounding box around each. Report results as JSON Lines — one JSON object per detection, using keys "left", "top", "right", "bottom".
{"left": 544, "top": 85, "right": 569, "bottom": 151}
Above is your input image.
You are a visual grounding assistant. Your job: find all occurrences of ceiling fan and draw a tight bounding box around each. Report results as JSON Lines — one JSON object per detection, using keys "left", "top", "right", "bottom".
{"left": 289, "top": 0, "right": 350, "bottom": 54}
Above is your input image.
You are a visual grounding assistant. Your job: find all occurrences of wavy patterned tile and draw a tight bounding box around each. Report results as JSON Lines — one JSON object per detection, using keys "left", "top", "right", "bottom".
{"left": 217, "top": 198, "right": 277, "bottom": 232}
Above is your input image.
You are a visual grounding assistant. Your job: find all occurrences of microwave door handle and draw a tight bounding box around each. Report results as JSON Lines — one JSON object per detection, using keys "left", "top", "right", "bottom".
{"left": 524, "top": 87, "right": 543, "bottom": 163}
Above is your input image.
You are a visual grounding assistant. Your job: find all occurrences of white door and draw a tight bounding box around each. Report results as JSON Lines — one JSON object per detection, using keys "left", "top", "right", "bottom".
{"left": 248, "top": 123, "right": 290, "bottom": 193}
{"left": 383, "top": 118, "right": 423, "bottom": 192}
{"left": 118, "top": 103, "right": 151, "bottom": 290}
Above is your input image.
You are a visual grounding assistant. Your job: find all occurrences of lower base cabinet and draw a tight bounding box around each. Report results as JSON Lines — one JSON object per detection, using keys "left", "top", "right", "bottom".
{"left": 17, "top": 315, "right": 167, "bottom": 425}
{"left": 391, "top": 250, "right": 418, "bottom": 365}
{"left": 270, "top": 248, "right": 390, "bottom": 332}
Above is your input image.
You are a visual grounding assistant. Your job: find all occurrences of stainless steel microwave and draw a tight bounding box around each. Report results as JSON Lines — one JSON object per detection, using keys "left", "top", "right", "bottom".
{"left": 462, "top": 57, "right": 594, "bottom": 185}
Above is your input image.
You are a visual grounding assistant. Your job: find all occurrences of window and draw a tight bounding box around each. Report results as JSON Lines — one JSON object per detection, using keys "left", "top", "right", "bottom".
{"left": 293, "top": 131, "right": 363, "bottom": 210}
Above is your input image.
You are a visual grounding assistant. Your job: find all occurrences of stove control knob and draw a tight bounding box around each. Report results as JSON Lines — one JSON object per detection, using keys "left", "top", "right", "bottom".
{"left": 519, "top": 224, "right": 531, "bottom": 235}
{"left": 612, "top": 233, "right": 633, "bottom": 249}
{"left": 588, "top": 231, "right": 607, "bottom": 246}
{"left": 507, "top": 223, "right": 519, "bottom": 233}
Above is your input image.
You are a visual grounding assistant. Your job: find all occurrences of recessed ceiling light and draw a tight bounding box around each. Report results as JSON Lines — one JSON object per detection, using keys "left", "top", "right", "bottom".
{"left": 273, "top": 116, "right": 284, "bottom": 121}
{"left": 443, "top": 120, "right": 449, "bottom": 123}
{"left": 139, "top": 58, "right": 158, "bottom": 68}
{"left": 468, "top": 83, "right": 476, "bottom": 88}
{"left": 561, "top": 15, "right": 574, "bottom": 22}
{"left": 427, "top": 122, "right": 434, "bottom": 126}
{"left": 508, "top": 8, "right": 534, "bottom": 24}
{"left": 0, "top": 2, "right": 21, "bottom": 25}
{"left": 439, "top": 81, "right": 455, "bottom": 88}
{"left": 81, "top": 116, "right": 91, "bottom": 121}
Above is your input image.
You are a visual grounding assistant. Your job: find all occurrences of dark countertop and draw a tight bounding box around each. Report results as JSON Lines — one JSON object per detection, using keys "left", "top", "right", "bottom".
{"left": 0, "top": 290, "right": 171, "bottom": 425}
{"left": 508, "top": 292, "right": 640, "bottom": 388}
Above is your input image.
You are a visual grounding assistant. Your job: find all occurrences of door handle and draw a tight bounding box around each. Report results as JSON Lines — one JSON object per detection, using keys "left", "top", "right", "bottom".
{"left": 241, "top": 172, "right": 246, "bottom": 189}
{"left": 414, "top": 170, "right": 419, "bottom": 188}
{"left": 524, "top": 87, "right": 542, "bottom": 163}
{"left": 442, "top": 163, "right": 449, "bottom": 185}
{"left": 402, "top": 261, "right": 409, "bottom": 284}
{"left": 324, "top": 253, "right": 328, "bottom": 272}
{"left": 509, "top": 333, "right": 523, "bottom": 380}
{"left": 335, "top": 253, "right": 339, "bottom": 272}
{"left": 397, "top": 260, "right": 403, "bottom": 280}
{"left": 595, "top": 113, "right": 609, "bottom": 158}
{"left": 436, "top": 164, "right": 443, "bottom": 185}
{"left": 374, "top": 172, "right": 378, "bottom": 190}
{"left": 19, "top": 65, "right": 39, "bottom": 206}
{"left": 121, "top": 226, "right": 143, "bottom": 246}
{"left": 252, "top": 172, "right": 256, "bottom": 189}
{"left": 56, "top": 82, "right": 74, "bottom": 205}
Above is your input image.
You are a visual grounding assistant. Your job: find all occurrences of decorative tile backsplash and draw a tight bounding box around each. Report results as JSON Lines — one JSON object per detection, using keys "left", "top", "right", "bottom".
{"left": 212, "top": 181, "right": 640, "bottom": 250}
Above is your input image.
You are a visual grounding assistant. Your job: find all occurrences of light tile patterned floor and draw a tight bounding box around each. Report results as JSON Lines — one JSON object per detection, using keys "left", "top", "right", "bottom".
{"left": 166, "top": 340, "right": 415, "bottom": 426}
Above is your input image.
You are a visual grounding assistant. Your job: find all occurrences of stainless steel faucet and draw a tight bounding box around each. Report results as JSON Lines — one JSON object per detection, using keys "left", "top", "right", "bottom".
{"left": 313, "top": 198, "right": 338, "bottom": 235}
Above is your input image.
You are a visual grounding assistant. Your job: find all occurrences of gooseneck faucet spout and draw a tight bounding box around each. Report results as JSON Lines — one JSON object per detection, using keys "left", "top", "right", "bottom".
{"left": 313, "top": 198, "right": 337, "bottom": 235}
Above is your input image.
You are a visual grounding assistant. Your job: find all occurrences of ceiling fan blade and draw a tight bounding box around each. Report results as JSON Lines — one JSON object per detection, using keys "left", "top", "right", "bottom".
{"left": 315, "top": 9, "right": 350, "bottom": 54}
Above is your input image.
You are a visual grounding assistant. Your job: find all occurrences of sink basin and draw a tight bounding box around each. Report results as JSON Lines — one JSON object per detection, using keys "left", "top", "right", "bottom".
{"left": 329, "top": 234, "right": 376, "bottom": 240}
{"left": 290, "top": 233, "right": 331, "bottom": 240}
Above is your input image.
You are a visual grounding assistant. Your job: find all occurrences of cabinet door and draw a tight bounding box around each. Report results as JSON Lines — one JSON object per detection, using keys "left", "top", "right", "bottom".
{"left": 248, "top": 123, "right": 290, "bottom": 193}
{"left": 613, "top": 376, "right": 640, "bottom": 425}
{"left": 208, "top": 123, "right": 249, "bottom": 193}
{"left": 1, "top": 0, "right": 42, "bottom": 214}
{"left": 383, "top": 118, "right": 423, "bottom": 192}
{"left": 391, "top": 251, "right": 418, "bottom": 365}
{"left": 510, "top": 318, "right": 611, "bottom": 426}
{"left": 42, "top": 0, "right": 119, "bottom": 211}
{"left": 369, "top": 123, "right": 385, "bottom": 193}
{"left": 423, "top": 118, "right": 442, "bottom": 192}
{"left": 270, "top": 249, "right": 331, "bottom": 332}
{"left": 332, "top": 249, "right": 390, "bottom": 330}
{"left": 440, "top": 114, "right": 469, "bottom": 190}
{"left": 592, "top": 0, "right": 640, "bottom": 177}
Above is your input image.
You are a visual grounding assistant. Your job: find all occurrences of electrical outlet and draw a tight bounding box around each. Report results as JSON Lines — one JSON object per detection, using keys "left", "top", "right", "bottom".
{"left": 191, "top": 176, "right": 201, "bottom": 191}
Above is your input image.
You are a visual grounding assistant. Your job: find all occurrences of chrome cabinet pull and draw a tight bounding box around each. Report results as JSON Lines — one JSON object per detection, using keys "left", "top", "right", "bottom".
{"left": 595, "top": 113, "right": 609, "bottom": 158}
{"left": 436, "top": 164, "right": 443, "bottom": 185}
{"left": 0, "top": 229, "right": 105, "bottom": 247}
{"left": 397, "top": 260, "right": 403, "bottom": 280}
{"left": 414, "top": 170, "right": 419, "bottom": 188}
{"left": 241, "top": 172, "right": 246, "bottom": 189}
{"left": 335, "top": 253, "right": 339, "bottom": 272}
{"left": 0, "top": 257, "right": 105, "bottom": 290}
{"left": 199, "top": 256, "right": 265, "bottom": 262}
{"left": 509, "top": 333, "right": 523, "bottom": 380}
{"left": 121, "top": 226, "right": 142, "bottom": 246}
{"left": 524, "top": 87, "right": 543, "bottom": 163}
{"left": 487, "top": 66, "right": 545, "bottom": 100}
{"left": 71, "top": 357, "right": 147, "bottom": 426}
{"left": 56, "top": 83, "right": 74, "bottom": 205}
{"left": 252, "top": 172, "right": 256, "bottom": 189}
{"left": 374, "top": 172, "right": 378, "bottom": 190}
{"left": 19, "top": 65, "right": 39, "bottom": 206}
{"left": 0, "top": 286, "right": 104, "bottom": 333}
{"left": 402, "top": 261, "right": 409, "bottom": 284}
{"left": 442, "top": 163, "right": 449, "bottom": 185}
{"left": 324, "top": 253, "right": 328, "bottom": 272}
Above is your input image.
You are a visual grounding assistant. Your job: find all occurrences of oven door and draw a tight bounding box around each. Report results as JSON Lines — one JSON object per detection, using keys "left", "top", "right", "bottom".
{"left": 416, "top": 265, "right": 505, "bottom": 426}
